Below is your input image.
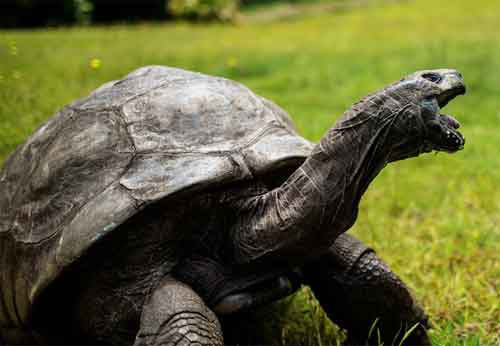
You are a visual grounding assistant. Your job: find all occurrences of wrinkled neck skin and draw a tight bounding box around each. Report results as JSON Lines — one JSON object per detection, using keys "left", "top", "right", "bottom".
{"left": 233, "top": 93, "right": 412, "bottom": 266}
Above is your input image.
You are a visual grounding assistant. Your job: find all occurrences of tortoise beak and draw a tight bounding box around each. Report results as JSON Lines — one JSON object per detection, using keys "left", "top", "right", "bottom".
{"left": 436, "top": 71, "right": 466, "bottom": 108}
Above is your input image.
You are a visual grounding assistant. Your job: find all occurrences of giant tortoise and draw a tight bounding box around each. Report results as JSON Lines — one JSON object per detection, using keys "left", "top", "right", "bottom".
{"left": 0, "top": 66, "right": 466, "bottom": 345}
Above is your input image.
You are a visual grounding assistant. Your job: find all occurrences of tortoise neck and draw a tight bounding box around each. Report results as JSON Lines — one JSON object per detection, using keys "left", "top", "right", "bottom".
{"left": 282, "top": 117, "right": 393, "bottom": 245}
{"left": 233, "top": 113, "right": 394, "bottom": 265}
{"left": 309, "top": 117, "right": 393, "bottom": 231}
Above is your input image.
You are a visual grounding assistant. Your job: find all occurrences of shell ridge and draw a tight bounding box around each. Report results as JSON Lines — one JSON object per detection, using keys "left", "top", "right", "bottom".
{"left": 116, "top": 121, "right": 286, "bottom": 157}
{"left": 117, "top": 76, "right": 206, "bottom": 116}
{"left": 113, "top": 108, "right": 139, "bottom": 154}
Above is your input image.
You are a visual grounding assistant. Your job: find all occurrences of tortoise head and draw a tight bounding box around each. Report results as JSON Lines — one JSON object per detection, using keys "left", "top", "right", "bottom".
{"left": 382, "top": 69, "right": 466, "bottom": 161}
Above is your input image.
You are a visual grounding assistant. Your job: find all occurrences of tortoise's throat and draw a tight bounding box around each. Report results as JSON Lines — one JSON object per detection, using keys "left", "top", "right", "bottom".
{"left": 286, "top": 120, "right": 392, "bottom": 249}
{"left": 233, "top": 117, "right": 392, "bottom": 265}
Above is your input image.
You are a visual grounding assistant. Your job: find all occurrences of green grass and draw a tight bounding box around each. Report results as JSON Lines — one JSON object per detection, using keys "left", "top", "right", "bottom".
{"left": 1, "top": 0, "right": 499, "bottom": 345}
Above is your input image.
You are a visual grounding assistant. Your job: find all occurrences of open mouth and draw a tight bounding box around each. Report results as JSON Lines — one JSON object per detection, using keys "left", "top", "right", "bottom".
{"left": 437, "top": 85, "right": 466, "bottom": 108}
{"left": 429, "top": 86, "right": 466, "bottom": 153}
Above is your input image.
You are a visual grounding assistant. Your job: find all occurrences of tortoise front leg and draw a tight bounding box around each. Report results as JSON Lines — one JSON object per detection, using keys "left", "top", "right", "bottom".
{"left": 133, "top": 277, "right": 223, "bottom": 346}
{"left": 303, "top": 233, "right": 431, "bottom": 346}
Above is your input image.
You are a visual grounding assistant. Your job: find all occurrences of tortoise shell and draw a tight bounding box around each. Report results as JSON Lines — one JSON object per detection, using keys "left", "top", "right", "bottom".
{"left": 0, "top": 66, "right": 313, "bottom": 327}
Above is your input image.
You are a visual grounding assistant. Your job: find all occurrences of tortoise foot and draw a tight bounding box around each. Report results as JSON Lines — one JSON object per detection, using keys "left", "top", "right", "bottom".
{"left": 304, "top": 233, "right": 431, "bottom": 346}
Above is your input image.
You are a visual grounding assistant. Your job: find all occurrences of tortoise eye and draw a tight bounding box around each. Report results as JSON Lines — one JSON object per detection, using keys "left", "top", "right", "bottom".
{"left": 422, "top": 73, "right": 442, "bottom": 83}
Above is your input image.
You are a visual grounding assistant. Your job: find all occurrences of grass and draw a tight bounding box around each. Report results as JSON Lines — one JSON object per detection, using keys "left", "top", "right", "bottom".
{"left": 1, "top": 0, "right": 499, "bottom": 345}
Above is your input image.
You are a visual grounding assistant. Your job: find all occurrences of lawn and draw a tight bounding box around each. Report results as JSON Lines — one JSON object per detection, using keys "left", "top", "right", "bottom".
{"left": 0, "top": 0, "right": 499, "bottom": 345}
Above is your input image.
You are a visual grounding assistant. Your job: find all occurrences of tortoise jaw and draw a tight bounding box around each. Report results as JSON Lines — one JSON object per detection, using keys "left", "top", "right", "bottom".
{"left": 437, "top": 85, "right": 466, "bottom": 108}
{"left": 426, "top": 108, "right": 465, "bottom": 153}
{"left": 434, "top": 114, "right": 465, "bottom": 152}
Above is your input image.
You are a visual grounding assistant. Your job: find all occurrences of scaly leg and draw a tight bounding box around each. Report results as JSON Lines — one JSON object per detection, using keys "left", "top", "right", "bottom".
{"left": 133, "top": 277, "right": 223, "bottom": 346}
{"left": 303, "top": 233, "right": 431, "bottom": 346}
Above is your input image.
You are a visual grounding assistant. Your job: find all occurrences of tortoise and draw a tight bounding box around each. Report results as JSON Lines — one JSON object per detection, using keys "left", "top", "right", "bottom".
{"left": 0, "top": 66, "right": 466, "bottom": 346}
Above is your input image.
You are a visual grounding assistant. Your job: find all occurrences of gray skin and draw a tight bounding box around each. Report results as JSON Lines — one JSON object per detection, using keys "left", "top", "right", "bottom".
{"left": 0, "top": 66, "right": 465, "bottom": 346}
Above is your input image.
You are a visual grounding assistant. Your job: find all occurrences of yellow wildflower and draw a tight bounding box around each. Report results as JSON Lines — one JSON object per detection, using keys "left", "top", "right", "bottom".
{"left": 90, "top": 58, "right": 101, "bottom": 69}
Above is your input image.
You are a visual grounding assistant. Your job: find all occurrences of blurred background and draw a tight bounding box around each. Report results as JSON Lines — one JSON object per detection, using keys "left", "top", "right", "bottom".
{"left": 2, "top": 0, "right": 288, "bottom": 27}
{"left": 0, "top": 0, "right": 499, "bottom": 345}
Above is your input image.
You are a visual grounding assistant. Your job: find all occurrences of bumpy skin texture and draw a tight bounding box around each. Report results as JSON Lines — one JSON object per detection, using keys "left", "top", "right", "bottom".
{"left": 304, "top": 233, "right": 431, "bottom": 345}
{"left": 133, "top": 279, "right": 223, "bottom": 346}
{"left": 0, "top": 66, "right": 466, "bottom": 345}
